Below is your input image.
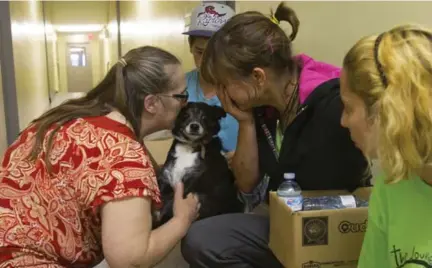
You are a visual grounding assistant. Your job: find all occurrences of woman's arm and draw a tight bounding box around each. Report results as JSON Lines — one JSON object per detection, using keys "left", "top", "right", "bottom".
{"left": 102, "top": 184, "right": 198, "bottom": 268}
{"left": 231, "top": 120, "right": 260, "bottom": 193}
{"left": 217, "top": 88, "right": 261, "bottom": 193}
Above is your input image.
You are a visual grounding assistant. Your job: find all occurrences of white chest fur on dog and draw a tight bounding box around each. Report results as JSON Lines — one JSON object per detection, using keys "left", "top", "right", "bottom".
{"left": 166, "top": 143, "right": 199, "bottom": 186}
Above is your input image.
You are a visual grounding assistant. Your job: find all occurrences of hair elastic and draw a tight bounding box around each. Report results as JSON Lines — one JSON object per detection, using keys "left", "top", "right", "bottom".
{"left": 374, "top": 33, "right": 388, "bottom": 87}
{"left": 118, "top": 58, "right": 127, "bottom": 67}
{"left": 269, "top": 14, "right": 280, "bottom": 25}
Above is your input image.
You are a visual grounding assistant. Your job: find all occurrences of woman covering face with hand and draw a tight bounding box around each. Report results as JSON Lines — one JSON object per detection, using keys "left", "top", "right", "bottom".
{"left": 180, "top": 2, "right": 369, "bottom": 267}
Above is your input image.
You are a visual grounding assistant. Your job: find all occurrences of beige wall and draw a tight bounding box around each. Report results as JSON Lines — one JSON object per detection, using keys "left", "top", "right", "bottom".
{"left": 119, "top": 1, "right": 197, "bottom": 72}
{"left": 46, "top": 34, "right": 60, "bottom": 94}
{"left": 0, "top": 63, "right": 7, "bottom": 155}
{"left": 44, "top": 10, "right": 60, "bottom": 96}
{"left": 10, "top": 1, "right": 50, "bottom": 130}
{"left": 46, "top": 1, "right": 109, "bottom": 25}
{"left": 237, "top": 1, "right": 432, "bottom": 66}
{"left": 99, "top": 28, "right": 110, "bottom": 79}
{"left": 91, "top": 33, "right": 103, "bottom": 86}
{"left": 98, "top": 0, "right": 118, "bottom": 78}
{"left": 106, "top": 1, "right": 119, "bottom": 70}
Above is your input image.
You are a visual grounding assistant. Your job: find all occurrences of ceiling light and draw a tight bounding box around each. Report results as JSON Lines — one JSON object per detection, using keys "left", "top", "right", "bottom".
{"left": 55, "top": 24, "right": 104, "bottom": 33}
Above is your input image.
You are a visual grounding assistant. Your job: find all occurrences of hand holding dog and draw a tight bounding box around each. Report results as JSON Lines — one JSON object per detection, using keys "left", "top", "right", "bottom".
{"left": 173, "top": 182, "right": 200, "bottom": 226}
{"left": 217, "top": 87, "right": 254, "bottom": 123}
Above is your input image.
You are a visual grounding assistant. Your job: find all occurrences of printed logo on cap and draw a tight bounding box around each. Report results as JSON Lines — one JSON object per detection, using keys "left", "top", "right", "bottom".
{"left": 183, "top": 3, "right": 235, "bottom": 37}
{"left": 196, "top": 5, "right": 228, "bottom": 27}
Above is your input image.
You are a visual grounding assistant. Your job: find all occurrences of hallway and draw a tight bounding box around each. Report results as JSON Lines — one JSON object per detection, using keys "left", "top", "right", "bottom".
{"left": 2, "top": 0, "right": 432, "bottom": 156}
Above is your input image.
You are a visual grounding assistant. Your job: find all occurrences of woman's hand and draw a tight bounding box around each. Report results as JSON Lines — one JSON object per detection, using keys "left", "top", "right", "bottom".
{"left": 173, "top": 183, "right": 200, "bottom": 226}
{"left": 217, "top": 87, "right": 254, "bottom": 123}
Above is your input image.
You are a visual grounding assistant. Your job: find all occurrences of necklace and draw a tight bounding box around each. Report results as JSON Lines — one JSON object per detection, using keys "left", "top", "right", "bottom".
{"left": 279, "top": 78, "right": 300, "bottom": 132}
{"left": 261, "top": 76, "right": 301, "bottom": 159}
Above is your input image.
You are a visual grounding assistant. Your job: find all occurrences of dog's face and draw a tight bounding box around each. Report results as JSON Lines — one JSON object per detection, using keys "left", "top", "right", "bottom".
{"left": 172, "top": 102, "right": 226, "bottom": 143}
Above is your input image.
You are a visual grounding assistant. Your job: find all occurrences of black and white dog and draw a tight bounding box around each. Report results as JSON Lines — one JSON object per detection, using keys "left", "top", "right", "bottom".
{"left": 153, "top": 102, "right": 244, "bottom": 228}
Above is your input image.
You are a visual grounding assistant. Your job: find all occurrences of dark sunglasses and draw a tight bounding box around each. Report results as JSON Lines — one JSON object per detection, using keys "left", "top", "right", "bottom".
{"left": 159, "top": 88, "right": 189, "bottom": 102}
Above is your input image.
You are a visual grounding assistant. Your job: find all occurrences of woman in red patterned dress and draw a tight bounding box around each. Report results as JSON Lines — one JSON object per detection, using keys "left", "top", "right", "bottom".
{"left": 0, "top": 46, "right": 200, "bottom": 268}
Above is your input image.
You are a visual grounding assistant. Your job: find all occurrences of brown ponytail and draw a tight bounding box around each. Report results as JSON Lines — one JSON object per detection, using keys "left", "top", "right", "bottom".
{"left": 273, "top": 2, "right": 300, "bottom": 41}
{"left": 201, "top": 2, "right": 301, "bottom": 86}
{"left": 114, "top": 59, "right": 141, "bottom": 137}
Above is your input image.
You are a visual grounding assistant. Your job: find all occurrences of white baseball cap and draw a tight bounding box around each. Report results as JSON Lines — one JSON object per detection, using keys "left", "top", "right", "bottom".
{"left": 183, "top": 2, "right": 235, "bottom": 37}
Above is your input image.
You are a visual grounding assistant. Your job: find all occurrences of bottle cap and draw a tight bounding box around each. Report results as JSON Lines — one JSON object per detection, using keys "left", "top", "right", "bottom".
{"left": 284, "top": 173, "right": 295, "bottom": 180}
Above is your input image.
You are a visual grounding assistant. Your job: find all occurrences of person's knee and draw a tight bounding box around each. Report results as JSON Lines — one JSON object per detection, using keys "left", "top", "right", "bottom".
{"left": 181, "top": 221, "right": 208, "bottom": 263}
{"left": 181, "top": 215, "right": 228, "bottom": 267}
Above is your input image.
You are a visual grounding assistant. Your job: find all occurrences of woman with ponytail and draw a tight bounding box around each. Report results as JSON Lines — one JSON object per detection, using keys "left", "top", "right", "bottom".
{"left": 181, "top": 2, "right": 369, "bottom": 267}
{"left": 0, "top": 46, "right": 200, "bottom": 267}
{"left": 341, "top": 24, "right": 432, "bottom": 267}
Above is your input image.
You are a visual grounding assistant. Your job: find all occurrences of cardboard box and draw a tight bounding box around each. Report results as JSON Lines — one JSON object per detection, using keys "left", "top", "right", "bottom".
{"left": 269, "top": 187, "right": 371, "bottom": 268}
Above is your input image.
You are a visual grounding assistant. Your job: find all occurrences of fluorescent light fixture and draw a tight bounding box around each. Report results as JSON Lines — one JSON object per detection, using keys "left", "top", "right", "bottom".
{"left": 69, "top": 47, "right": 85, "bottom": 53}
{"left": 55, "top": 24, "right": 104, "bottom": 33}
{"left": 11, "top": 22, "right": 45, "bottom": 35}
{"left": 120, "top": 19, "right": 185, "bottom": 37}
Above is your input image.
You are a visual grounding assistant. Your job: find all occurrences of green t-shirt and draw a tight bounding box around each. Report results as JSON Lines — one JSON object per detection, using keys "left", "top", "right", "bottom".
{"left": 358, "top": 175, "right": 432, "bottom": 267}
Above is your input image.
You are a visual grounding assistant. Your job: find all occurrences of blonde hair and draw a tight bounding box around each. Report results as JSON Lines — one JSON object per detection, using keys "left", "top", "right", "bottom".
{"left": 343, "top": 24, "right": 432, "bottom": 184}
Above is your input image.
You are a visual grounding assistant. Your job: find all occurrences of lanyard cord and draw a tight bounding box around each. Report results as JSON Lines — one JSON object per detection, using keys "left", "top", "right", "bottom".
{"left": 259, "top": 79, "right": 299, "bottom": 161}
{"left": 259, "top": 117, "right": 279, "bottom": 160}
{"left": 259, "top": 104, "right": 307, "bottom": 163}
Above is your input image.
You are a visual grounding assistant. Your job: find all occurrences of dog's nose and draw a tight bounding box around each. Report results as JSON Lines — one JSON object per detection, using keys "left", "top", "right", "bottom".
{"left": 190, "top": 123, "right": 200, "bottom": 132}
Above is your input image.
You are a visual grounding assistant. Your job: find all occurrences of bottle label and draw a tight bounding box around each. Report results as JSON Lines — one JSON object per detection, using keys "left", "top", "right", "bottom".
{"left": 339, "top": 195, "right": 356, "bottom": 208}
{"left": 280, "top": 196, "right": 303, "bottom": 212}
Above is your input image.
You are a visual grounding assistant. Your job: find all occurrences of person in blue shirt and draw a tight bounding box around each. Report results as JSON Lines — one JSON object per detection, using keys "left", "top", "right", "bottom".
{"left": 183, "top": 3, "right": 238, "bottom": 157}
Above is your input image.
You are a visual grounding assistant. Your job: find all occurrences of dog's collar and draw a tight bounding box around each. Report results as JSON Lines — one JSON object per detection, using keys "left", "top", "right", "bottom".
{"left": 173, "top": 134, "right": 189, "bottom": 144}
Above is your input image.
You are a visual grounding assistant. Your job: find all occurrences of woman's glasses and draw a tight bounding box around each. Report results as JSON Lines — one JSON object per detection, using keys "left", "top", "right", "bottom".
{"left": 159, "top": 88, "right": 189, "bottom": 102}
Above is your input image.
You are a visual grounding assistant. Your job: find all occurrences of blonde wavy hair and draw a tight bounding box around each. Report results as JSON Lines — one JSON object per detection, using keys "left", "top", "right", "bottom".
{"left": 343, "top": 24, "right": 432, "bottom": 184}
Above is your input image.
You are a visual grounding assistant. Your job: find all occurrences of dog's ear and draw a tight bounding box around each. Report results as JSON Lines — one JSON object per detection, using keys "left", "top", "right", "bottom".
{"left": 210, "top": 105, "right": 227, "bottom": 120}
{"left": 182, "top": 102, "right": 192, "bottom": 110}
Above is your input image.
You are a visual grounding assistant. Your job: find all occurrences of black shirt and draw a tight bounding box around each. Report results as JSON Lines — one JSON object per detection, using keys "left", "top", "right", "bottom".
{"left": 253, "top": 78, "right": 370, "bottom": 194}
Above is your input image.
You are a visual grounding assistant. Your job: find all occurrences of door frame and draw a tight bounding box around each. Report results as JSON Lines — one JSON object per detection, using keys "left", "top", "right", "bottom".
{"left": 66, "top": 42, "right": 93, "bottom": 92}
{"left": 0, "top": 1, "right": 21, "bottom": 145}
{"left": 42, "top": 1, "right": 54, "bottom": 103}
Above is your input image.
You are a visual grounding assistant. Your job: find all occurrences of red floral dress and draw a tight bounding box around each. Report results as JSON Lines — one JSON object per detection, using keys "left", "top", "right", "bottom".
{"left": 0, "top": 116, "right": 161, "bottom": 267}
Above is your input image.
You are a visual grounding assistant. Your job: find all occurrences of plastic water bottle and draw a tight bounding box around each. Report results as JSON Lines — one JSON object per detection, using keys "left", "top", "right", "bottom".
{"left": 277, "top": 173, "right": 303, "bottom": 212}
